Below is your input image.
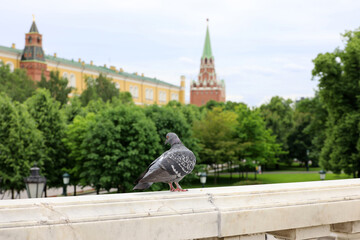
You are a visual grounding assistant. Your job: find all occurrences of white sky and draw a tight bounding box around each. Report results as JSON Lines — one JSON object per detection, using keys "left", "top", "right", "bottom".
{"left": 1, "top": 0, "right": 360, "bottom": 106}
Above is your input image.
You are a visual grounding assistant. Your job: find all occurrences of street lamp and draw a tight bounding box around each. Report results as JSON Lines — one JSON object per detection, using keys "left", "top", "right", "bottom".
{"left": 319, "top": 170, "right": 326, "bottom": 181}
{"left": 62, "top": 173, "right": 70, "bottom": 196}
{"left": 200, "top": 172, "right": 207, "bottom": 188}
{"left": 0, "top": 177, "right": 2, "bottom": 194}
{"left": 24, "top": 164, "right": 46, "bottom": 198}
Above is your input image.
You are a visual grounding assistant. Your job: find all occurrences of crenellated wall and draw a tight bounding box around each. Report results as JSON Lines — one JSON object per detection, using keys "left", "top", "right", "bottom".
{"left": 1, "top": 179, "right": 360, "bottom": 240}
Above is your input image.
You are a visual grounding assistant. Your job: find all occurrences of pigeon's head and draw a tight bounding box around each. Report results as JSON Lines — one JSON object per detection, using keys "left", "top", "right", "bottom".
{"left": 165, "top": 132, "right": 181, "bottom": 146}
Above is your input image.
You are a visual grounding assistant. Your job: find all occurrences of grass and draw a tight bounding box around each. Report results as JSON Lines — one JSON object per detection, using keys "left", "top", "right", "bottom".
{"left": 181, "top": 172, "right": 352, "bottom": 189}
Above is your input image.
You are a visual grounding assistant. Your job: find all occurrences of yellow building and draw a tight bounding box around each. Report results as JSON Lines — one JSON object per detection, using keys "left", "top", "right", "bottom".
{"left": 0, "top": 20, "right": 185, "bottom": 105}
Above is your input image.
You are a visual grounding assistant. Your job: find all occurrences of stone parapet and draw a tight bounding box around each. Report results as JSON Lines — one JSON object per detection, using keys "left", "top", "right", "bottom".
{"left": 1, "top": 179, "right": 360, "bottom": 240}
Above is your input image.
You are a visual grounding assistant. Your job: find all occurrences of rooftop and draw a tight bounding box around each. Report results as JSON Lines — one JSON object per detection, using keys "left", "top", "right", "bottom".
{"left": 0, "top": 45, "right": 179, "bottom": 88}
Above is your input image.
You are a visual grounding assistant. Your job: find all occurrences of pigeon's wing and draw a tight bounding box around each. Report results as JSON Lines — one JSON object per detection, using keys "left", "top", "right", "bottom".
{"left": 134, "top": 154, "right": 165, "bottom": 184}
{"left": 138, "top": 155, "right": 174, "bottom": 183}
{"left": 159, "top": 150, "right": 196, "bottom": 178}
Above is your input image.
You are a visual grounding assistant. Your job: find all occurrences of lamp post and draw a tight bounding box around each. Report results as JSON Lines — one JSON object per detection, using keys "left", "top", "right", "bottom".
{"left": 306, "top": 149, "right": 310, "bottom": 171}
{"left": 200, "top": 172, "right": 207, "bottom": 188}
{"left": 0, "top": 177, "right": 2, "bottom": 194}
{"left": 24, "top": 164, "right": 46, "bottom": 198}
{"left": 319, "top": 170, "right": 326, "bottom": 181}
{"left": 62, "top": 173, "right": 70, "bottom": 196}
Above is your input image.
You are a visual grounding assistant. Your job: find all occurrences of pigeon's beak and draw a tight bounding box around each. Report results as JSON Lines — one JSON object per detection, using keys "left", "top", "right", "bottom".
{"left": 165, "top": 137, "right": 169, "bottom": 145}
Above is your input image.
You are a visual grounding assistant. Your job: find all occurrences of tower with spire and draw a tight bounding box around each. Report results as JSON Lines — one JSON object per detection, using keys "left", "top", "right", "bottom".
{"left": 190, "top": 20, "right": 226, "bottom": 106}
{"left": 20, "top": 16, "right": 49, "bottom": 81}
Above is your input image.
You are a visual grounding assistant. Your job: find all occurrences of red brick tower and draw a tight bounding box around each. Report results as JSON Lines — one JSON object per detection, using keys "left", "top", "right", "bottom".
{"left": 20, "top": 18, "right": 49, "bottom": 82}
{"left": 190, "top": 20, "right": 225, "bottom": 106}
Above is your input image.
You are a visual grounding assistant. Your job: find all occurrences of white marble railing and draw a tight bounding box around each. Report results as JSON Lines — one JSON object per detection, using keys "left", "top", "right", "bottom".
{"left": 1, "top": 179, "right": 360, "bottom": 240}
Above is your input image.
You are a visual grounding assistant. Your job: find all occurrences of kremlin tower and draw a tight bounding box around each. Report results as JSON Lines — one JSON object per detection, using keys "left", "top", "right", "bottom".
{"left": 190, "top": 20, "right": 225, "bottom": 106}
{"left": 20, "top": 16, "right": 49, "bottom": 81}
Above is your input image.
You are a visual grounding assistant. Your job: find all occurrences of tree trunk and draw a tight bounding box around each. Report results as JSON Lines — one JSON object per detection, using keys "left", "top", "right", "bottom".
{"left": 73, "top": 185, "right": 76, "bottom": 196}
{"left": 246, "top": 171, "right": 248, "bottom": 180}
{"left": 11, "top": 188, "right": 14, "bottom": 199}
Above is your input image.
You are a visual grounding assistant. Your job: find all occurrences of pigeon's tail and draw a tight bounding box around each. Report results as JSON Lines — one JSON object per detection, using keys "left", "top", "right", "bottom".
{"left": 133, "top": 182, "right": 153, "bottom": 190}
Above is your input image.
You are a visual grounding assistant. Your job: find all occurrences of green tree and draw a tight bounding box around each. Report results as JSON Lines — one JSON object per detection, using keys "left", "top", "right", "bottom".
{"left": 62, "top": 96, "right": 85, "bottom": 124}
{"left": 303, "top": 93, "right": 328, "bottom": 167}
{"left": 63, "top": 113, "right": 96, "bottom": 194}
{"left": 0, "top": 94, "right": 44, "bottom": 198}
{"left": 193, "top": 107, "right": 238, "bottom": 182}
{"left": 234, "top": 104, "right": 283, "bottom": 170}
{"left": 144, "top": 104, "right": 198, "bottom": 156}
{"left": 38, "top": 71, "right": 73, "bottom": 106}
{"left": 80, "top": 74, "right": 119, "bottom": 106}
{"left": 25, "top": 89, "right": 68, "bottom": 187}
{"left": 287, "top": 98, "right": 313, "bottom": 170}
{"left": 79, "top": 105, "right": 161, "bottom": 193}
{"left": 312, "top": 29, "right": 360, "bottom": 177}
{"left": 259, "top": 96, "right": 293, "bottom": 165}
{"left": 0, "top": 61, "right": 36, "bottom": 102}
{"left": 202, "top": 99, "right": 225, "bottom": 111}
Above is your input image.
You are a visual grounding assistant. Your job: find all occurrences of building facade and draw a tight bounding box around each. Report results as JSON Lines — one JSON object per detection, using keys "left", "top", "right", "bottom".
{"left": 190, "top": 22, "right": 225, "bottom": 106}
{"left": 0, "top": 20, "right": 185, "bottom": 105}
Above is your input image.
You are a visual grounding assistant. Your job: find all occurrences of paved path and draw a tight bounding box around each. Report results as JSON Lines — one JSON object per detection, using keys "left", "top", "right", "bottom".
{"left": 0, "top": 186, "right": 113, "bottom": 200}
{"left": 213, "top": 170, "right": 328, "bottom": 176}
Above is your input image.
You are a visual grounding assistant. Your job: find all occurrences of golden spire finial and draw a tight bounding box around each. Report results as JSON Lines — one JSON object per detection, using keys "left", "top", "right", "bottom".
{"left": 32, "top": 14, "right": 35, "bottom": 22}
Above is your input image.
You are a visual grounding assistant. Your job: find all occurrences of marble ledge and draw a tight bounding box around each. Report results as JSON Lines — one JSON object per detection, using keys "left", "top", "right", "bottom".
{"left": 0, "top": 179, "right": 360, "bottom": 240}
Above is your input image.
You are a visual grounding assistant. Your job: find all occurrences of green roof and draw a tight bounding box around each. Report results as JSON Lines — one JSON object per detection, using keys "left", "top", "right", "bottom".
{"left": 0, "top": 45, "right": 179, "bottom": 88}
{"left": 29, "top": 21, "right": 39, "bottom": 33}
{"left": 0, "top": 45, "right": 22, "bottom": 54}
{"left": 202, "top": 26, "right": 213, "bottom": 59}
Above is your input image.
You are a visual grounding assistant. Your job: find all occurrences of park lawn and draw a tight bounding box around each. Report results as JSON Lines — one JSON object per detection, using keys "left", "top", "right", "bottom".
{"left": 182, "top": 172, "right": 352, "bottom": 189}
{"left": 254, "top": 172, "right": 351, "bottom": 184}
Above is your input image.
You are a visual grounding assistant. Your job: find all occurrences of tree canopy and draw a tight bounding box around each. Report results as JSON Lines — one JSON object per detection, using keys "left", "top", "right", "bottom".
{"left": 0, "top": 61, "right": 36, "bottom": 102}
{"left": 80, "top": 74, "right": 120, "bottom": 106}
{"left": 313, "top": 29, "right": 360, "bottom": 177}
{"left": 38, "top": 71, "right": 73, "bottom": 106}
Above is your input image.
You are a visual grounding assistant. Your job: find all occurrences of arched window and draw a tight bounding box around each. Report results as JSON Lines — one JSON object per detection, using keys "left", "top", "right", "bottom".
{"left": 28, "top": 36, "right": 32, "bottom": 44}
{"left": 159, "top": 91, "right": 166, "bottom": 102}
{"left": 204, "top": 58, "right": 207, "bottom": 64}
{"left": 69, "top": 74, "right": 76, "bottom": 88}
{"left": 6, "top": 62, "right": 14, "bottom": 72}
{"left": 171, "top": 93, "right": 179, "bottom": 101}
{"left": 210, "top": 59, "right": 212, "bottom": 64}
{"left": 134, "top": 86, "right": 139, "bottom": 98}
{"left": 62, "top": 72, "right": 68, "bottom": 79}
{"left": 145, "top": 89, "right": 154, "bottom": 100}
{"left": 129, "top": 85, "right": 138, "bottom": 98}
{"left": 37, "top": 37, "right": 41, "bottom": 44}
{"left": 115, "top": 82, "right": 120, "bottom": 90}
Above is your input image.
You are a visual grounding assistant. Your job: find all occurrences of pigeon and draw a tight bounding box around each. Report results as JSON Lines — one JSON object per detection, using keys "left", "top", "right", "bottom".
{"left": 133, "top": 132, "right": 196, "bottom": 192}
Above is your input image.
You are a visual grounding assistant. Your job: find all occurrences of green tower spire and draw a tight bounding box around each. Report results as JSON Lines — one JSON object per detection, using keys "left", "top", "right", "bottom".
{"left": 202, "top": 20, "right": 213, "bottom": 59}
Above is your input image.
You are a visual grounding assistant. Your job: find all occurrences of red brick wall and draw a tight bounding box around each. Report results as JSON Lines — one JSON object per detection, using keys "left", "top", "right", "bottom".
{"left": 20, "top": 62, "right": 49, "bottom": 82}
{"left": 190, "top": 89, "right": 224, "bottom": 106}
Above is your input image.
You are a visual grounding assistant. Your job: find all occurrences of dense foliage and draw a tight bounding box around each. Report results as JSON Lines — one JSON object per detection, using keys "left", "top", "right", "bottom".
{"left": 38, "top": 71, "right": 73, "bottom": 106}
{"left": 1, "top": 27, "right": 360, "bottom": 198}
{"left": 313, "top": 29, "right": 360, "bottom": 177}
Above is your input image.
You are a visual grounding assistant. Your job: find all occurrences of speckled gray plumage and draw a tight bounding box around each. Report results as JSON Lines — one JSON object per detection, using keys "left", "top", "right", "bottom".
{"left": 133, "top": 133, "right": 196, "bottom": 190}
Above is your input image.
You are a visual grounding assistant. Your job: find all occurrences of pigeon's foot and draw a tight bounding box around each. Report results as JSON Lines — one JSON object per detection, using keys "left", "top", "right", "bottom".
{"left": 174, "top": 182, "right": 187, "bottom": 192}
{"left": 174, "top": 188, "right": 188, "bottom": 192}
{"left": 168, "top": 183, "right": 176, "bottom": 192}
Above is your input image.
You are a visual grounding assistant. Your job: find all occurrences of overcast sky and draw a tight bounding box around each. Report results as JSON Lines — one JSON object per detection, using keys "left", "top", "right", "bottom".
{"left": 1, "top": 0, "right": 360, "bottom": 106}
